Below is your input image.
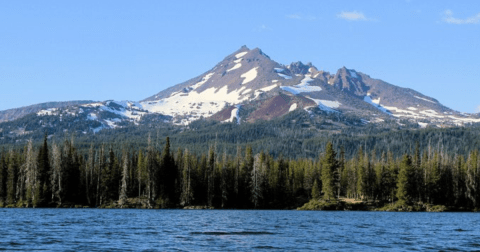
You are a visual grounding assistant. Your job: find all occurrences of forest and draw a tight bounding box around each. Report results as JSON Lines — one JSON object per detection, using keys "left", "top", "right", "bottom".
{"left": 1, "top": 133, "right": 480, "bottom": 212}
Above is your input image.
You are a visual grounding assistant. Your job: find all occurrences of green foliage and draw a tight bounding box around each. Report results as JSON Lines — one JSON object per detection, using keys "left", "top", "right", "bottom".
{"left": 1, "top": 132, "right": 480, "bottom": 211}
{"left": 321, "top": 142, "right": 338, "bottom": 201}
{"left": 311, "top": 180, "right": 321, "bottom": 200}
{"left": 396, "top": 154, "right": 416, "bottom": 205}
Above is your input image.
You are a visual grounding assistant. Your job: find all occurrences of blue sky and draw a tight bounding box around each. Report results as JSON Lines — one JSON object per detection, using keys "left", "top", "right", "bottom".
{"left": 1, "top": 1, "right": 479, "bottom": 112}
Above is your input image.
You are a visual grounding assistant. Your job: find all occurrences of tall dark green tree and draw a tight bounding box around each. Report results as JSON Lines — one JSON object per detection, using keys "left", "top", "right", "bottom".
{"left": 0, "top": 150, "right": 7, "bottom": 204}
{"left": 396, "top": 154, "right": 415, "bottom": 205}
{"left": 160, "top": 137, "right": 176, "bottom": 204}
{"left": 35, "top": 134, "right": 51, "bottom": 206}
{"left": 321, "top": 142, "right": 339, "bottom": 201}
{"left": 7, "top": 150, "right": 18, "bottom": 205}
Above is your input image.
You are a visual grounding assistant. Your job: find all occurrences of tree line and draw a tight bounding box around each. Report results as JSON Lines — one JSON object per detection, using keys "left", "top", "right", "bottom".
{"left": 1, "top": 135, "right": 480, "bottom": 210}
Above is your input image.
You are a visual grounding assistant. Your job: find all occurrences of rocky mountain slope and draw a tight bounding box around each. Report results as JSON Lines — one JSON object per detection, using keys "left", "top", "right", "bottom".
{"left": 0, "top": 100, "right": 94, "bottom": 123}
{"left": 140, "top": 46, "right": 480, "bottom": 127}
{"left": 1, "top": 46, "right": 479, "bottom": 139}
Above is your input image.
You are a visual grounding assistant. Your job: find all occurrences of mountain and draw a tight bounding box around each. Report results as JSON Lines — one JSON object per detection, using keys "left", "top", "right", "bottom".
{"left": 0, "top": 100, "right": 95, "bottom": 123}
{"left": 1, "top": 46, "right": 479, "bottom": 141}
{"left": 140, "top": 46, "right": 480, "bottom": 127}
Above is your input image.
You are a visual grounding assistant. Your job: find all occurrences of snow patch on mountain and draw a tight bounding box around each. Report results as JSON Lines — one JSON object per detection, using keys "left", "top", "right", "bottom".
{"left": 224, "top": 105, "right": 241, "bottom": 124}
{"left": 37, "top": 108, "right": 58, "bottom": 116}
{"left": 289, "top": 103, "right": 297, "bottom": 112}
{"left": 141, "top": 85, "right": 250, "bottom": 124}
{"left": 241, "top": 67, "right": 258, "bottom": 85}
{"left": 364, "top": 96, "right": 390, "bottom": 114}
{"left": 418, "top": 122, "right": 428, "bottom": 128}
{"left": 87, "top": 113, "right": 98, "bottom": 120}
{"left": 277, "top": 73, "right": 292, "bottom": 79}
{"left": 235, "top": 51, "right": 248, "bottom": 58}
{"left": 317, "top": 100, "right": 341, "bottom": 108}
{"left": 307, "top": 97, "right": 338, "bottom": 113}
{"left": 280, "top": 75, "right": 322, "bottom": 94}
{"left": 259, "top": 84, "right": 278, "bottom": 92}
{"left": 227, "top": 63, "right": 242, "bottom": 72}
{"left": 420, "top": 110, "right": 443, "bottom": 118}
{"left": 191, "top": 73, "right": 215, "bottom": 90}
{"left": 100, "top": 101, "right": 147, "bottom": 121}
{"left": 414, "top": 95, "right": 435, "bottom": 103}
{"left": 348, "top": 69, "right": 358, "bottom": 79}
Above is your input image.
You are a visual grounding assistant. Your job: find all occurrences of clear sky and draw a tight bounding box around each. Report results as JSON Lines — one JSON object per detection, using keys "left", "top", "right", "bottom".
{"left": 1, "top": 1, "right": 479, "bottom": 112}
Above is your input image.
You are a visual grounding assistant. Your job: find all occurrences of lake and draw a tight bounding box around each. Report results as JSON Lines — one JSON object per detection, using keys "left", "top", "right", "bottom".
{"left": 1, "top": 209, "right": 479, "bottom": 251}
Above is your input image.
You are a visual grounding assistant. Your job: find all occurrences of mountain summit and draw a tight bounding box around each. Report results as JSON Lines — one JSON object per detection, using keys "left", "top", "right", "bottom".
{"left": 138, "top": 46, "right": 479, "bottom": 126}
{"left": 1, "top": 46, "right": 479, "bottom": 138}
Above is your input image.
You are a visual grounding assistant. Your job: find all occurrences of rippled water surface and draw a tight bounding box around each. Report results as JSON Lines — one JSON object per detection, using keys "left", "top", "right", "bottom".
{"left": 1, "top": 209, "right": 480, "bottom": 251}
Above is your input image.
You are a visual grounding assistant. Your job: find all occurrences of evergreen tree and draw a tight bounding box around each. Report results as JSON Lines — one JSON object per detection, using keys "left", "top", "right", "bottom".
{"left": 24, "top": 140, "right": 37, "bottom": 207}
{"left": 466, "top": 150, "right": 479, "bottom": 208}
{"left": 251, "top": 152, "right": 265, "bottom": 208}
{"left": 160, "top": 137, "right": 176, "bottom": 204}
{"left": 35, "top": 134, "right": 50, "bottom": 207}
{"left": 137, "top": 150, "right": 145, "bottom": 197}
{"left": 321, "top": 142, "right": 339, "bottom": 201}
{"left": 207, "top": 146, "right": 215, "bottom": 207}
{"left": 356, "top": 147, "right": 366, "bottom": 199}
{"left": 7, "top": 150, "right": 18, "bottom": 205}
{"left": 119, "top": 151, "right": 129, "bottom": 206}
{"left": 396, "top": 154, "right": 415, "bottom": 205}
{"left": 180, "top": 149, "right": 193, "bottom": 206}
{"left": 220, "top": 150, "right": 228, "bottom": 208}
{"left": 0, "top": 150, "right": 7, "bottom": 204}
{"left": 311, "top": 179, "right": 321, "bottom": 200}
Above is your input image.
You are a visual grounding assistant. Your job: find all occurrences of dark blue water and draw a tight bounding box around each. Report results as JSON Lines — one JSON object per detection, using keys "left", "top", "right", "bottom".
{"left": 1, "top": 209, "right": 479, "bottom": 251}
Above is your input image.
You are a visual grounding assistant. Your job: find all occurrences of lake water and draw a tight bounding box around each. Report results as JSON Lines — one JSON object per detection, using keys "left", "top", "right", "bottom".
{"left": 1, "top": 209, "right": 479, "bottom": 251}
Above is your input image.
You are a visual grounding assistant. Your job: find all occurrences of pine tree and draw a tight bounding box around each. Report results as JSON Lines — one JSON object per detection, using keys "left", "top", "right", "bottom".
{"left": 466, "top": 150, "right": 479, "bottom": 208}
{"left": 396, "top": 154, "right": 415, "bottom": 205}
{"left": 119, "top": 151, "right": 129, "bottom": 206}
{"left": 0, "top": 150, "right": 7, "bottom": 204}
{"left": 207, "top": 146, "right": 215, "bottom": 206}
{"left": 311, "top": 179, "right": 321, "bottom": 200}
{"left": 181, "top": 149, "right": 193, "bottom": 206}
{"left": 137, "top": 150, "right": 145, "bottom": 198}
{"left": 85, "top": 145, "right": 95, "bottom": 206}
{"left": 220, "top": 150, "right": 228, "bottom": 208}
{"left": 275, "top": 156, "right": 289, "bottom": 208}
{"left": 356, "top": 147, "right": 365, "bottom": 200}
{"left": 51, "top": 142, "right": 62, "bottom": 205}
{"left": 251, "top": 153, "right": 265, "bottom": 208}
{"left": 24, "top": 140, "right": 37, "bottom": 207}
{"left": 35, "top": 134, "right": 51, "bottom": 207}
{"left": 96, "top": 145, "right": 106, "bottom": 206}
{"left": 234, "top": 145, "right": 242, "bottom": 205}
{"left": 161, "top": 137, "right": 176, "bottom": 204}
{"left": 321, "top": 142, "right": 339, "bottom": 201}
{"left": 7, "top": 150, "right": 18, "bottom": 205}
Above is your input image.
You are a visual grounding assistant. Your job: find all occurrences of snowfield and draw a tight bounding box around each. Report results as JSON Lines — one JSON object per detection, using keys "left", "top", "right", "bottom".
{"left": 277, "top": 73, "right": 292, "bottom": 79}
{"left": 190, "top": 73, "right": 214, "bottom": 90}
{"left": 224, "top": 105, "right": 241, "bottom": 124}
{"left": 235, "top": 51, "right": 248, "bottom": 58}
{"left": 140, "top": 85, "right": 251, "bottom": 124}
{"left": 280, "top": 75, "right": 322, "bottom": 94}
{"left": 348, "top": 69, "right": 358, "bottom": 78}
{"left": 307, "top": 97, "right": 340, "bottom": 113}
{"left": 363, "top": 96, "right": 390, "bottom": 114}
{"left": 414, "top": 95, "right": 436, "bottom": 103}
{"left": 240, "top": 67, "right": 258, "bottom": 85}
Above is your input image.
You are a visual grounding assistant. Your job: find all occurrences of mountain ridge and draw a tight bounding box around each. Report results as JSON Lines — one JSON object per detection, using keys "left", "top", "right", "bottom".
{"left": 1, "top": 46, "right": 479, "bottom": 138}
